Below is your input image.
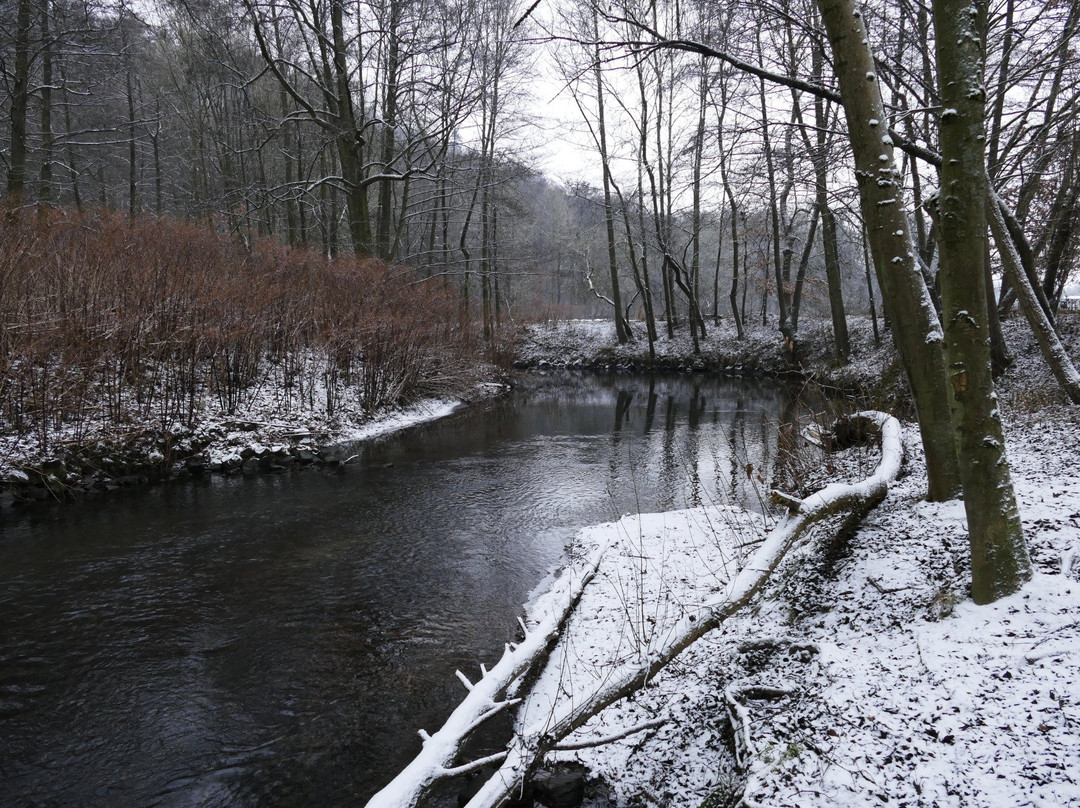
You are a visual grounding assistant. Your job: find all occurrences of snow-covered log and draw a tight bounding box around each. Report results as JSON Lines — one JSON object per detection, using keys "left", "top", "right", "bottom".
{"left": 463, "top": 411, "right": 902, "bottom": 808}
{"left": 363, "top": 535, "right": 616, "bottom": 808}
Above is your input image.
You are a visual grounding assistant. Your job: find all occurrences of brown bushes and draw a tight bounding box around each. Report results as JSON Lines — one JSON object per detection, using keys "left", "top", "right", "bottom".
{"left": 0, "top": 206, "right": 482, "bottom": 451}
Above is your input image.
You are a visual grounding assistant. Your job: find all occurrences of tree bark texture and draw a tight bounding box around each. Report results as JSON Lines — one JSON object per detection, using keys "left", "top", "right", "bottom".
{"left": 932, "top": 0, "right": 1030, "bottom": 604}
{"left": 817, "top": 0, "right": 961, "bottom": 502}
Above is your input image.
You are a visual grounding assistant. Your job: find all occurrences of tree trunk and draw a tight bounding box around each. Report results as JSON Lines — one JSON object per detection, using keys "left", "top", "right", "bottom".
{"left": 717, "top": 97, "right": 743, "bottom": 339}
{"left": 812, "top": 41, "right": 849, "bottom": 362}
{"left": 790, "top": 205, "right": 820, "bottom": 332}
{"left": 932, "top": 0, "right": 1030, "bottom": 604}
{"left": 125, "top": 49, "right": 139, "bottom": 218}
{"left": 691, "top": 59, "right": 708, "bottom": 345}
{"left": 7, "top": 0, "right": 33, "bottom": 199}
{"left": 988, "top": 190, "right": 1080, "bottom": 404}
{"left": 1040, "top": 134, "right": 1080, "bottom": 313}
{"left": 593, "top": 29, "right": 631, "bottom": 344}
{"left": 38, "top": 0, "right": 53, "bottom": 207}
{"left": 58, "top": 56, "right": 81, "bottom": 210}
{"left": 610, "top": 174, "right": 657, "bottom": 356}
{"left": 376, "top": 0, "right": 401, "bottom": 260}
{"left": 331, "top": 0, "right": 373, "bottom": 255}
{"left": 817, "top": 0, "right": 962, "bottom": 502}
{"left": 758, "top": 66, "right": 788, "bottom": 334}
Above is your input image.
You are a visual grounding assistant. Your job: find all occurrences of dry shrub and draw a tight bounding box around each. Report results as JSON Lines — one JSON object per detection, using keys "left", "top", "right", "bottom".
{"left": 0, "top": 205, "right": 482, "bottom": 448}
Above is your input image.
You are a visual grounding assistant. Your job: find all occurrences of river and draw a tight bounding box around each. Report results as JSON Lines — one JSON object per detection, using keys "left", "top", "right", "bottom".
{"left": 0, "top": 373, "right": 807, "bottom": 807}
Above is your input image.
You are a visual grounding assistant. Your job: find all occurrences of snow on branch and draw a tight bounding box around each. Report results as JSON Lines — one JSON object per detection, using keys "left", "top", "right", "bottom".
{"left": 363, "top": 535, "right": 616, "bottom": 808}
{"left": 463, "top": 412, "right": 902, "bottom": 808}
{"left": 554, "top": 717, "right": 667, "bottom": 752}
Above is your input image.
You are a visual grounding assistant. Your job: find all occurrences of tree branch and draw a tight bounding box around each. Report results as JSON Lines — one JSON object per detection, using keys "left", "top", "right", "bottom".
{"left": 463, "top": 412, "right": 903, "bottom": 808}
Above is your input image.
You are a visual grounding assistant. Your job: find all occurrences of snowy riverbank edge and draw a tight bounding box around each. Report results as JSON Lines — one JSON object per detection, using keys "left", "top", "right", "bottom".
{"left": 0, "top": 316, "right": 883, "bottom": 511}
{"left": 503, "top": 316, "right": 1080, "bottom": 807}
{"left": 0, "top": 381, "right": 509, "bottom": 510}
{"left": 513, "top": 317, "right": 904, "bottom": 400}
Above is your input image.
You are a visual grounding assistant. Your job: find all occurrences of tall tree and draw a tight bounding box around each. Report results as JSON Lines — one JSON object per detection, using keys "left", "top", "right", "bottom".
{"left": 931, "top": 0, "right": 1030, "bottom": 603}
{"left": 6, "top": 0, "right": 34, "bottom": 198}
{"left": 590, "top": 7, "right": 631, "bottom": 343}
{"left": 817, "top": 0, "right": 962, "bottom": 502}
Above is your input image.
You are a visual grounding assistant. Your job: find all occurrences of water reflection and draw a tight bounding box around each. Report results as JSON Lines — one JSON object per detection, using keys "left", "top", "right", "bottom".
{"left": 0, "top": 372, "right": 812, "bottom": 807}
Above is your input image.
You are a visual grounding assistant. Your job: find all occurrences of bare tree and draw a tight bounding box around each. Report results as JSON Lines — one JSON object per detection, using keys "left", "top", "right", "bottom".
{"left": 930, "top": 0, "right": 1030, "bottom": 603}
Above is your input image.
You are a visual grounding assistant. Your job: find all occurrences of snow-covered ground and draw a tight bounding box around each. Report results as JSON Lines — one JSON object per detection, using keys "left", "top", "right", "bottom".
{"left": 0, "top": 347, "right": 503, "bottom": 500}
{"left": 513, "top": 317, "right": 900, "bottom": 399}
{"left": 498, "top": 315, "right": 1080, "bottom": 807}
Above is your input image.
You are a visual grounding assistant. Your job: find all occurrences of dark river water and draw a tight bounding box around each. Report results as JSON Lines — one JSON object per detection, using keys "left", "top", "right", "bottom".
{"left": 0, "top": 373, "right": 806, "bottom": 808}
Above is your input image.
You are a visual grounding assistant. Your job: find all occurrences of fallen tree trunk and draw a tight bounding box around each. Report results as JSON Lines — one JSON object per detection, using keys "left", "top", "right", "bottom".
{"left": 988, "top": 189, "right": 1080, "bottom": 404}
{"left": 463, "top": 411, "right": 903, "bottom": 808}
{"left": 363, "top": 534, "right": 616, "bottom": 808}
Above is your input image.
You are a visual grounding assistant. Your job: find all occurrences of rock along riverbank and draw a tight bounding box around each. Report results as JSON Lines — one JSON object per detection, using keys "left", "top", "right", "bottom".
{"left": 0, "top": 387, "right": 506, "bottom": 511}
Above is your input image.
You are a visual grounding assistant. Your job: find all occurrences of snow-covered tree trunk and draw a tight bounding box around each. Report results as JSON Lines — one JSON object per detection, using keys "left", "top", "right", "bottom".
{"left": 816, "top": 0, "right": 961, "bottom": 502}
{"left": 932, "top": 0, "right": 1031, "bottom": 604}
{"left": 987, "top": 191, "right": 1080, "bottom": 405}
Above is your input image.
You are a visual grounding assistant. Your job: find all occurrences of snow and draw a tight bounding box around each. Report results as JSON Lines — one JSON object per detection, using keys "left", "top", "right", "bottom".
{"left": 513, "top": 317, "right": 895, "bottom": 389}
{"left": 0, "top": 344, "right": 497, "bottom": 483}
{"left": 195, "top": 398, "right": 464, "bottom": 468}
{"left": 490, "top": 315, "right": 1080, "bottom": 807}
{"left": 142, "top": 397, "right": 463, "bottom": 471}
{"left": 326, "top": 398, "right": 461, "bottom": 444}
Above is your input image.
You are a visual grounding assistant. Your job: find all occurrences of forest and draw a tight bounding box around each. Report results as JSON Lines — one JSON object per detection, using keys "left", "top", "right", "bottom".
{"left": 4, "top": 0, "right": 1078, "bottom": 584}
{"left": 2, "top": 0, "right": 1080, "bottom": 804}
{"left": 2, "top": 0, "right": 1072, "bottom": 344}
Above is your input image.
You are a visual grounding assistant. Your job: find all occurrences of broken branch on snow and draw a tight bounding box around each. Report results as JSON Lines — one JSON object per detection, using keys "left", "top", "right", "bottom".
{"left": 363, "top": 535, "right": 615, "bottom": 808}
{"left": 369, "top": 412, "right": 902, "bottom": 808}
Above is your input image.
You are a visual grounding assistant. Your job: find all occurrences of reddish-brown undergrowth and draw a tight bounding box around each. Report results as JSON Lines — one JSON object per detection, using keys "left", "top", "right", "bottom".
{"left": 0, "top": 206, "right": 482, "bottom": 450}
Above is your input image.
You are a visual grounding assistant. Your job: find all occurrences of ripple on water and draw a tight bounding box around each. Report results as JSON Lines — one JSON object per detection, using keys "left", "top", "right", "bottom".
{"left": 0, "top": 373, "right": 805, "bottom": 806}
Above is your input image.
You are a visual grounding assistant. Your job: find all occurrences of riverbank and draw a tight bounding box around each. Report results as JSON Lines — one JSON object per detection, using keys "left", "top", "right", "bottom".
{"left": 0, "top": 377, "right": 506, "bottom": 509}
{"left": 509, "top": 315, "right": 1080, "bottom": 806}
{"left": 1, "top": 315, "right": 884, "bottom": 511}
{"left": 514, "top": 316, "right": 903, "bottom": 400}
{"left": 0, "top": 206, "right": 491, "bottom": 511}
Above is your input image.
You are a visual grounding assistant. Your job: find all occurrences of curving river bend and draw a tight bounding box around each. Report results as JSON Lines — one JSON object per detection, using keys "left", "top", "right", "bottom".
{"left": 0, "top": 373, "right": 808, "bottom": 807}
